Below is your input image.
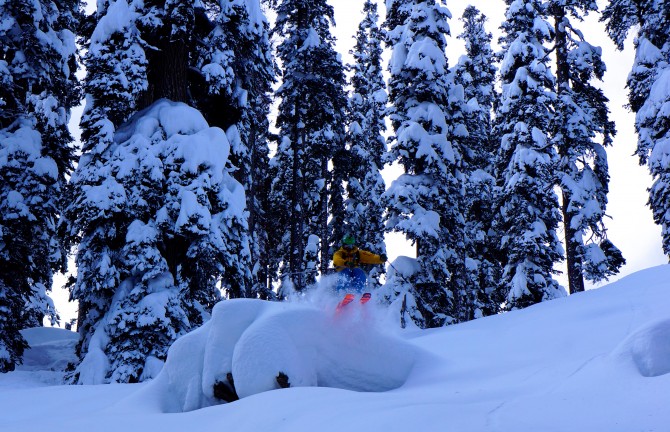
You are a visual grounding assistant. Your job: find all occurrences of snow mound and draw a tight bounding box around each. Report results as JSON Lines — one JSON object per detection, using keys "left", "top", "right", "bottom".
{"left": 623, "top": 319, "right": 670, "bottom": 377}
{"left": 154, "top": 298, "right": 418, "bottom": 412}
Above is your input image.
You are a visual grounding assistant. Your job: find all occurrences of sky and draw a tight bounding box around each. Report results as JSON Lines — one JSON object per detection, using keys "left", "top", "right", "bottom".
{"left": 52, "top": 0, "right": 668, "bottom": 326}
{"left": 4, "top": 264, "right": 670, "bottom": 431}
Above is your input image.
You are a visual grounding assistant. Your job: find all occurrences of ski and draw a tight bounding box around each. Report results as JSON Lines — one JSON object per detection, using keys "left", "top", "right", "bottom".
{"left": 336, "top": 293, "right": 371, "bottom": 313}
{"left": 336, "top": 293, "right": 355, "bottom": 312}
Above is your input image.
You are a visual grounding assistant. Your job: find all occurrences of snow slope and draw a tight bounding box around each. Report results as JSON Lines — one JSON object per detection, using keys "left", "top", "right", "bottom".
{"left": 1, "top": 266, "right": 669, "bottom": 432}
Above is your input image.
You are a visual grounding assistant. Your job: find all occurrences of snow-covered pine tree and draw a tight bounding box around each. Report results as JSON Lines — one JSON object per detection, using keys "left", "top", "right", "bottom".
{"left": 270, "top": 0, "right": 347, "bottom": 292}
{"left": 493, "top": 0, "right": 565, "bottom": 310}
{"left": 234, "top": 8, "right": 277, "bottom": 300}
{"left": 452, "top": 6, "right": 501, "bottom": 319}
{"left": 602, "top": 0, "right": 670, "bottom": 256}
{"left": 383, "top": 0, "right": 463, "bottom": 327}
{"left": 455, "top": 6, "right": 497, "bottom": 171}
{"left": 549, "top": 0, "right": 624, "bottom": 294}
{"left": 0, "top": 0, "right": 79, "bottom": 371}
{"left": 64, "top": 0, "right": 253, "bottom": 383}
{"left": 441, "top": 71, "right": 470, "bottom": 324}
{"left": 62, "top": 0, "right": 151, "bottom": 383}
{"left": 343, "top": 0, "right": 387, "bottom": 285}
{"left": 194, "top": 0, "right": 277, "bottom": 299}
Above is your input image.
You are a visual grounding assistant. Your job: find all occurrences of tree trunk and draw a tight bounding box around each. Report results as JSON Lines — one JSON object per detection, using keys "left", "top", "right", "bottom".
{"left": 319, "top": 153, "right": 330, "bottom": 276}
{"left": 289, "top": 118, "right": 305, "bottom": 291}
{"left": 562, "top": 191, "right": 585, "bottom": 294}
{"left": 554, "top": 5, "right": 585, "bottom": 294}
{"left": 139, "top": 39, "right": 190, "bottom": 109}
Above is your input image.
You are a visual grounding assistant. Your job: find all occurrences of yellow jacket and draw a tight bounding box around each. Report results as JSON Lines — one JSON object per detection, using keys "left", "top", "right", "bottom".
{"left": 333, "top": 246, "right": 384, "bottom": 270}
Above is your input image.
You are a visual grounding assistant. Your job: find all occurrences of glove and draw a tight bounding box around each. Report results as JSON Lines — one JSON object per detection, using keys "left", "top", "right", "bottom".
{"left": 347, "top": 261, "right": 356, "bottom": 268}
{"left": 380, "top": 253, "right": 387, "bottom": 263}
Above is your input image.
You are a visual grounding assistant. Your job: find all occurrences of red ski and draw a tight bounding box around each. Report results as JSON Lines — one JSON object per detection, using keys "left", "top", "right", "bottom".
{"left": 336, "top": 293, "right": 355, "bottom": 312}
{"left": 336, "top": 292, "right": 371, "bottom": 312}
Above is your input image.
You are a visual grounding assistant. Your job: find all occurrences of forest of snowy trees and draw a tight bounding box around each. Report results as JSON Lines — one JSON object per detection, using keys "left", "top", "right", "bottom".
{"left": 0, "top": 0, "right": 668, "bottom": 382}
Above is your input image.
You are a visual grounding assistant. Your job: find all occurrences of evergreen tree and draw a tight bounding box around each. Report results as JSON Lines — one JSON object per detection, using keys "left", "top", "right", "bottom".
{"left": 239, "top": 13, "right": 277, "bottom": 300}
{"left": 270, "top": 0, "right": 347, "bottom": 292}
{"left": 63, "top": 0, "right": 255, "bottom": 383}
{"left": 63, "top": 0, "right": 152, "bottom": 383}
{"left": 493, "top": 0, "right": 565, "bottom": 310}
{"left": 343, "top": 0, "right": 388, "bottom": 285}
{"left": 383, "top": 0, "right": 463, "bottom": 327}
{"left": 455, "top": 6, "right": 497, "bottom": 170}
{"left": 194, "top": 0, "right": 277, "bottom": 299}
{"left": 0, "top": 0, "right": 79, "bottom": 371}
{"left": 549, "top": 0, "right": 624, "bottom": 294}
{"left": 452, "top": 6, "right": 501, "bottom": 319}
{"left": 602, "top": 0, "right": 670, "bottom": 256}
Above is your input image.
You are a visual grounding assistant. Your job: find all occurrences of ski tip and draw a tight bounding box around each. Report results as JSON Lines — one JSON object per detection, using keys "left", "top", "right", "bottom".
{"left": 336, "top": 293, "right": 356, "bottom": 312}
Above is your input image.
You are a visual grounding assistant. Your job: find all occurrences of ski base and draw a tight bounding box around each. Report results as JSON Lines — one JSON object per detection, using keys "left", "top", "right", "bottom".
{"left": 336, "top": 294, "right": 355, "bottom": 311}
{"left": 336, "top": 293, "right": 371, "bottom": 312}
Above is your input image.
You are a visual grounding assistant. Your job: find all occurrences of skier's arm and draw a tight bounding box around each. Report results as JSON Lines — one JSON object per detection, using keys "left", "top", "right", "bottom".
{"left": 358, "top": 250, "right": 386, "bottom": 265}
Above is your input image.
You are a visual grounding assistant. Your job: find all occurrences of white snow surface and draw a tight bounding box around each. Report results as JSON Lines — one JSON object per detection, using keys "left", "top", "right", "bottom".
{"left": 2, "top": 265, "right": 670, "bottom": 431}
{"left": 90, "top": 0, "right": 138, "bottom": 45}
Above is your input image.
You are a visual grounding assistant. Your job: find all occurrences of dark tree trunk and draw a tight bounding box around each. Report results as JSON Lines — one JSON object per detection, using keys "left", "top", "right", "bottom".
{"left": 319, "top": 153, "right": 330, "bottom": 275}
{"left": 554, "top": 5, "right": 585, "bottom": 294}
{"left": 248, "top": 121, "right": 262, "bottom": 297}
{"left": 289, "top": 6, "right": 308, "bottom": 292}
{"left": 139, "top": 39, "right": 190, "bottom": 109}
{"left": 562, "top": 191, "right": 585, "bottom": 294}
{"left": 289, "top": 118, "right": 305, "bottom": 291}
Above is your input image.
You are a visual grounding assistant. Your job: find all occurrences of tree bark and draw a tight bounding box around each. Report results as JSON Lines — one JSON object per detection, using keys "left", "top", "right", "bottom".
{"left": 319, "top": 153, "right": 330, "bottom": 276}
{"left": 139, "top": 38, "right": 190, "bottom": 109}
{"left": 289, "top": 116, "right": 305, "bottom": 291}
{"left": 554, "top": 5, "right": 585, "bottom": 294}
{"left": 562, "top": 191, "right": 585, "bottom": 294}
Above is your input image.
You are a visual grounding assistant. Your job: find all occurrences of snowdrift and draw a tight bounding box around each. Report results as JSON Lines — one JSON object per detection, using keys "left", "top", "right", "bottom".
{"left": 615, "top": 318, "right": 670, "bottom": 378}
{"left": 3, "top": 266, "right": 670, "bottom": 432}
{"left": 154, "top": 298, "right": 418, "bottom": 412}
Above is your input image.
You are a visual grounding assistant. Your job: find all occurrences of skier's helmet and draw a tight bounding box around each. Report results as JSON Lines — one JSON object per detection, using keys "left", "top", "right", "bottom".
{"left": 342, "top": 234, "right": 356, "bottom": 247}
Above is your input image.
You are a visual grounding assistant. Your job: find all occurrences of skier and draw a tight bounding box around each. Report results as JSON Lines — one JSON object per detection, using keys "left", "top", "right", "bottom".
{"left": 333, "top": 234, "right": 387, "bottom": 294}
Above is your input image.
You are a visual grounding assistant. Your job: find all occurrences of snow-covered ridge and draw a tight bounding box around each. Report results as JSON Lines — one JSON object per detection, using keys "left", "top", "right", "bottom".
{"left": 2, "top": 265, "right": 670, "bottom": 431}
